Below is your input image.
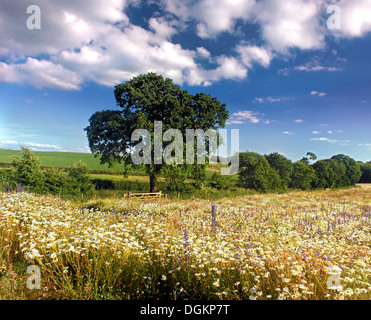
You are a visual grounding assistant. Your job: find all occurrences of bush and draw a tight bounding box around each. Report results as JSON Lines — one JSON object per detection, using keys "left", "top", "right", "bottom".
{"left": 160, "top": 165, "right": 188, "bottom": 192}
{"left": 68, "top": 161, "right": 94, "bottom": 194}
{"left": 42, "top": 168, "right": 77, "bottom": 195}
{"left": 210, "top": 172, "right": 237, "bottom": 190}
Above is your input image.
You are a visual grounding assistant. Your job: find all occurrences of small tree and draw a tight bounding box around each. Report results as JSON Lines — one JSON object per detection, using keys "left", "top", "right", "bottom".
{"left": 11, "top": 147, "right": 43, "bottom": 191}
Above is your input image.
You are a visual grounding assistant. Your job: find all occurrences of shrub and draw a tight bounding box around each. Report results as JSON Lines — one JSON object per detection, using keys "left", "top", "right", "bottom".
{"left": 68, "top": 161, "right": 94, "bottom": 194}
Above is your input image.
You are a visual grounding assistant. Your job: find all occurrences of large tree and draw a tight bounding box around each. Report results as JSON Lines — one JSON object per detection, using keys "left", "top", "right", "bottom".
{"left": 85, "top": 72, "right": 228, "bottom": 192}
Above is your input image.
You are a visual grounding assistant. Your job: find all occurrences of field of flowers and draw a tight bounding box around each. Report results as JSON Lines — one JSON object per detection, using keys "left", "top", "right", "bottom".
{"left": 0, "top": 185, "right": 370, "bottom": 300}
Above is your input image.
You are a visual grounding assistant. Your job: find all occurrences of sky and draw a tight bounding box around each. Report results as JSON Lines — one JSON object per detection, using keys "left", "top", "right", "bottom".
{"left": 0, "top": 0, "right": 371, "bottom": 162}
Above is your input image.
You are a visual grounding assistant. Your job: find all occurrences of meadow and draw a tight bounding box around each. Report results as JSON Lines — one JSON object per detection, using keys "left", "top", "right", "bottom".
{"left": 0, "top": 184, "right": 370, "bottom": 300}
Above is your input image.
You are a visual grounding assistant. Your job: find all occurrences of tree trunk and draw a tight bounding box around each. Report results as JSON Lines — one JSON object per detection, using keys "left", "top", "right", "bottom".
{"left": 150, "top": 170, "right": 158, "bottom": 192}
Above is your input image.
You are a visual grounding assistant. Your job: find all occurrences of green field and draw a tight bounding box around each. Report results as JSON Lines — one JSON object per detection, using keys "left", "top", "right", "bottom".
{"left": 0, "top": 148, "right": 127, "bottom": 172}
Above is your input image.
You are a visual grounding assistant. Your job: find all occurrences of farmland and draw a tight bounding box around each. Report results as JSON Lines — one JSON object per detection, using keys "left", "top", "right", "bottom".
{"left": 0, "top": 185, "right": 370, "bottom": 300}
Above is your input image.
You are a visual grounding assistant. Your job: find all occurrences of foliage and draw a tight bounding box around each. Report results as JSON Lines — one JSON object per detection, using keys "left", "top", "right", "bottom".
{"left": 312, "top": 159, "right": 346, "bottom": 189}
{"left": 289, "top": 160, "right": 316, "bottom": 190}
{"left": 42, "top": 168, "right": 75, "bottom": 195}
{"left": 211, "top": 172, "right": 237, "bottom": 190}
{"left": 330, "top": 154, "right": 362, "bottom": 187}
{"left": 359, "top": 162, "right": 371, "bottom": 183}
{"left": 160, "top": 165, "right": 189, "bottom": 192}
{"left": 67, "top": 160, "right": 94, "bottom": 194}
{"left": 265, "top": 152, "right": 293, "bottom": 189}
{"left": 238, "top": 152, "right": 282, "bottom": 192}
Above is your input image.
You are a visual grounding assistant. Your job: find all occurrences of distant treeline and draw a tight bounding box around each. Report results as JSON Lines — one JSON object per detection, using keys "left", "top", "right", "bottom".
{"left": 237, "top": 151, "right": 363, "bottom": 192}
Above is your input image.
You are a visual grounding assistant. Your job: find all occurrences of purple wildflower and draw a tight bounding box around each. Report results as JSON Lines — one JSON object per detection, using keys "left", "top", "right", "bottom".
{"left": 211, "top": 204, "right": 217, "bottom": 233}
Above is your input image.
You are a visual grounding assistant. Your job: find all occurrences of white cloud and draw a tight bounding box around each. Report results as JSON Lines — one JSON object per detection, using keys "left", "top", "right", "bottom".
{"left": 196, "top": 47, "right": 211, "bottom": 59}
{"left": 0, "top": 58, "right": 82, "bottom": 90}
{"left": 310, "top": 91, "right": 327, "bottom": 97}
{"left": 236, "top": 45, "right": 273, "bottom": 68}
{"left": 312, "top": 131, "right": 320, "bottom": 134}
{"left": 253, "top": 96, "right": 291, "bottom": 104}
{"left": 295, "top": 62, "right": 341, "bottom": 72}
{"left": 337, "top": 0, "right": 371, "bottom": 37}
{"left": 185, "top": 0, "right": 255, "bottom": 38}
{"left": 227, "top": 110, "right": 261, "bottom": 125}
{"left": 328, "top": 130, "right": 343, "bottom": 134}
{"left": 294, "top": 119, "right": 304, "bottom": 123}
{"left": 310, "top": 137, "right": 350, "bottom": 145}
{"left": 282, "top": 131, "right": 294, "bottom": 135}
{"left": 253, "top": 0, "right": 324, "bottom": 51}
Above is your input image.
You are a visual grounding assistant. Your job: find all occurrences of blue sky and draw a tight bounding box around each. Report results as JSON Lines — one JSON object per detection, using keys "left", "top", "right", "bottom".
{"left": 0, "top": 0, "right": 371, "bottom": 162}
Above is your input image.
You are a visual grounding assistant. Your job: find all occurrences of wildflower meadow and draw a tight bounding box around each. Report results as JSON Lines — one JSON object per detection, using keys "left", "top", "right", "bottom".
{"left": 0, "top": 185, "right": 370, "bottom": 300}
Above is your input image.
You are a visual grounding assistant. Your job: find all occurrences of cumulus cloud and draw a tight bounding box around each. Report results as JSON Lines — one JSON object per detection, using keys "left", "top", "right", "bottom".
{"left": 236, "top": 45, "right": 273, "bottom": 68}
{"left": 282, "top": 131, "right": 294, "bottom": 135}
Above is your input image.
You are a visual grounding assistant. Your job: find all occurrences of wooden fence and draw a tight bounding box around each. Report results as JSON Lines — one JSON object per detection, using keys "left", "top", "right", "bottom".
{"left": 126, "top": 191, "right": 165, "bottom": 201}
